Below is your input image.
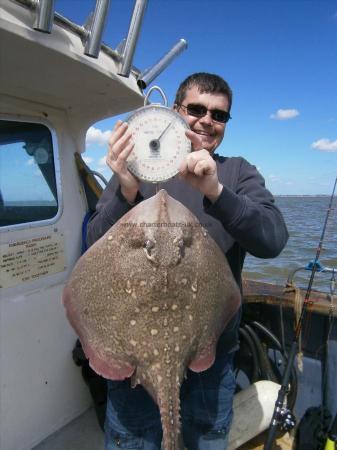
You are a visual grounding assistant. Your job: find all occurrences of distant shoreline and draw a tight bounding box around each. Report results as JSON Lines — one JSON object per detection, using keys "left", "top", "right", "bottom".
{"left": 275, "top": 195, "right": 331, "bottom": 197}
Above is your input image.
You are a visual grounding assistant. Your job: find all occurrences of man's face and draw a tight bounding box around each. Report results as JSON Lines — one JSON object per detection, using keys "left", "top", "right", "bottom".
{"left": 175, "top": 86, "right": 230, "bottom": 153}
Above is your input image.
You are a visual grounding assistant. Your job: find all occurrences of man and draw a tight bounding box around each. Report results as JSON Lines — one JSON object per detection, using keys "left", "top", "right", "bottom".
{"left": 87, "top": 73, "right": 288, "bottom": 449}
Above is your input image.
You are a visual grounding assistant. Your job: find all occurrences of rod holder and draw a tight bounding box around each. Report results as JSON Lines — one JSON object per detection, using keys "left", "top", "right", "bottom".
{"left": 118, "top": 0, "right": 148, "bottom": 77}
{"left": 33, "top": 0, "right": 55, "bottom": 34}
{"left": 84, "top": 0, "right": 110, "bottom": 58}
{"left": 137, "top": 39, "right": 188, "bottom": 89}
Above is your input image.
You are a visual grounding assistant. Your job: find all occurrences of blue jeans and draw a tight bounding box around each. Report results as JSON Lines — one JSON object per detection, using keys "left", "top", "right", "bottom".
{"left": 104, "top": 352, "right": 236, "bottom": 450}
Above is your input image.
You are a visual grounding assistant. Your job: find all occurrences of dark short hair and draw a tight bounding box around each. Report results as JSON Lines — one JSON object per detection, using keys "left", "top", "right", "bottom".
{"left": 174, "top": 73, "right": 233, "bottom": 111}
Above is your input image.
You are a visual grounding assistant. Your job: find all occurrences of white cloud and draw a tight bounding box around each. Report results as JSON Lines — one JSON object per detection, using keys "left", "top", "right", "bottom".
{"left": 311, "top": 138, "right": 337, "bottom": 152}
{"left": 82, "top": 156, "right": 93, "bottom": 165}
{"left": 270, "top": 109, "right": 300, "bottom": 120}
{"left": 268, "top": 174, "right": 280, "bottom": 182}
{"left": 98, "top": 156, "right": 107, "bottom": 166}
{"left": 26, "top": 158, "right": 35, "bottom": 166}
{"left": 86, "top": 126, "right": 111, "bottom": 147}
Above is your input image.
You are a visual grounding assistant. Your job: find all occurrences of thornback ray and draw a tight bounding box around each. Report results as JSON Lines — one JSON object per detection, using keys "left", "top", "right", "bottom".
{"left": 62, "top": 189, "right": 241, "bottom": 450}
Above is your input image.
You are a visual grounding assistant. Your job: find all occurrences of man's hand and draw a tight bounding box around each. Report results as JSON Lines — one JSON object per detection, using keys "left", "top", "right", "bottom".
{"left": 179, "top": 130, "right": 223, "bottom": 202}
{"left": 107, "top": 121, "right": 139, "bottom": 203}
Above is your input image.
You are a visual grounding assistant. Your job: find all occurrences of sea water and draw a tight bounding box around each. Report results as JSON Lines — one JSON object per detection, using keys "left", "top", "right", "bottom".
{"left": 243, "top": 196, "right": 337, "bottom": 293}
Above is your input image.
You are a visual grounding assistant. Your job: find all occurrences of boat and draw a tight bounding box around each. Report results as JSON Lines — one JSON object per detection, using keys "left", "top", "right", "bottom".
{"left": 1, "top": 1, "right": 336, "bottom": 449}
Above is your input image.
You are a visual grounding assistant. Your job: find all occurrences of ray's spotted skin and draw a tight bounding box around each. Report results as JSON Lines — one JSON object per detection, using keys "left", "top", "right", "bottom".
{"left": 62, "top": 190, "right": 241, "bottom": 450}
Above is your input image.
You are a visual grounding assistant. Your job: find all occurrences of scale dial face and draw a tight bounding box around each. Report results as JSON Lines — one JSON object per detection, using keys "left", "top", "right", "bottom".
{"left": 126, "top": 105, "right": 191, "bottom": 183}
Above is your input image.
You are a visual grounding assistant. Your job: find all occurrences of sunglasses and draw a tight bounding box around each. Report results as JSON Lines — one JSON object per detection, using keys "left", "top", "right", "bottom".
{"left": 178, "top": 103, "right": 231, "bottom": 123}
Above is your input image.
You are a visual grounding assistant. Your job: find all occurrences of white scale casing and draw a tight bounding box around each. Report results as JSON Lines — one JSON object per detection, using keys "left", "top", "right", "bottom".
{"left": 126, "top": 86, "right": 191, "bottom": 183}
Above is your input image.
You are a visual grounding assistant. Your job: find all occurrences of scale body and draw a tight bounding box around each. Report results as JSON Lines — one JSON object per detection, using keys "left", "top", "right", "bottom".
{"left": 126, "top": 86, "right": 191, "bottom": 183}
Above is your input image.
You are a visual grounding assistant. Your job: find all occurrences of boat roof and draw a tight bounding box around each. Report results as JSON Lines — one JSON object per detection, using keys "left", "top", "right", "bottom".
{"left": 0, "top": 0, "right": 144, "bottom": 127}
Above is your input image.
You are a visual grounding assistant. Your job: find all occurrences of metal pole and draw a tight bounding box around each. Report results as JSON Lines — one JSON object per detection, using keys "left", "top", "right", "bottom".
{"left": 118, "top": 0, "right": 148, "bottom": 77}
{"left": 137, "top": 39, "right": 188, "bottom": 89}
{"left": 33, "top": 0, "right": 55, "bottom": 34}
{"left": 84, "top": 0, "right": 110, "bottom": 58}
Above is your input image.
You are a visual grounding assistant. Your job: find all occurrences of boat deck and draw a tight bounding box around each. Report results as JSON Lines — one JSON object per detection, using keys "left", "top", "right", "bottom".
{"left": 239, "top": 432, "right": 294, "bottom": 450}
{"left": 32, "top": 408, "right": 104, "bottom": 450}
{"left": 32, "top": 406, "right": 294, "bottom": 450}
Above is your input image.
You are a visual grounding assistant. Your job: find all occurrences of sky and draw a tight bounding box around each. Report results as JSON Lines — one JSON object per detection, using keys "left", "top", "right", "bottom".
{"left": 55, "top": 0, "right": 337, "bottom": 195}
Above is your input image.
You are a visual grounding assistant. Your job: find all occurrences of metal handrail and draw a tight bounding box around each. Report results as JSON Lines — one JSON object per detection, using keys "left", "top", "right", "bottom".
{"left": 13, "top": 0, "right": 125, "bottom": 65}
{"left": 13, "top": 0, "right": 187, "bottom": 84}
{"left": 287, "top": 261, "right": 336, "bottom": 285}
{"left": 89, "top": 170, "right": 108, "bottom": 186}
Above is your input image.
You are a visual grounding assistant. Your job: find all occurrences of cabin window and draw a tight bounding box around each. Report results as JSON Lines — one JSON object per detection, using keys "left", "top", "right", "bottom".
{"left": 0, "top": 120, "right": 59, "bottom": 227}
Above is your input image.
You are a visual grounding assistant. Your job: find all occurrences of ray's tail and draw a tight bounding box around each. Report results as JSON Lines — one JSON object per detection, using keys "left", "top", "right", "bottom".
{"left": 141, "top": 364, "right": 185, "bottom": 450}
{"left": 157, "top": 381, "right": 184, "bottom": 450}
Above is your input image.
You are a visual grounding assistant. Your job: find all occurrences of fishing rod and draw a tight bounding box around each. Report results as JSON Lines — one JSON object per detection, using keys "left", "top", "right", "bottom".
{"left": 263, "top": 175, "right": 337, "bottom": 450}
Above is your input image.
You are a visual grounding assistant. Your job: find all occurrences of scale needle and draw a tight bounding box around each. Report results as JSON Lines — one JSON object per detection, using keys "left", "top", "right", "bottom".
{"left": 157, "top": 121, "right": 173, "bottom": 141}
{"left": 149, "top": 120, "right": 175, "bottom": 152}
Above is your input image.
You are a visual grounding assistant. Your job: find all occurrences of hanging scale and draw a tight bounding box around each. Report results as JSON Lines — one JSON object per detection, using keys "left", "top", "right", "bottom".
{"left": 126, "top": 86, "right": 191, "bottom": 183}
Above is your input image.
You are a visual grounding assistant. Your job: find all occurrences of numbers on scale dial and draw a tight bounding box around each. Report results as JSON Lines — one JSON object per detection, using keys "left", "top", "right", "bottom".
{"left": 126, "top": 106, "right": 191, "bottom": 183}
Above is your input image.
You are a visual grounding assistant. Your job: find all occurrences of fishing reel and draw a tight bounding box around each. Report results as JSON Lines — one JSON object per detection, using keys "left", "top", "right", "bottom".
{"left": 278, "top": 407, "right": 296, "bottom": 432}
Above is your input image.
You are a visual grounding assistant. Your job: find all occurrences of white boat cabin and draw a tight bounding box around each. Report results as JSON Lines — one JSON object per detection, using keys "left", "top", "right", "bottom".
{"left": 0, "top": 1, "right": 154, "bottom": 449}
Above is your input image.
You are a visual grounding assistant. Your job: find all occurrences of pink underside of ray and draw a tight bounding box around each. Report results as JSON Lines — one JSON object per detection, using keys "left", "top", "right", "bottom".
{"left": 62, "top": 286, "right": 135, "bottom": 380}
{"left": 188, "top": 295, "right": 240, "bottom": 373}
{"left": 188, "top": 350, "right": 216, "bottom": 372}
{"left": 188, "top": 335, "right": 217, "bottom": 372}
{"left": 84, "top": 341, "right": 135, "bottom": 380}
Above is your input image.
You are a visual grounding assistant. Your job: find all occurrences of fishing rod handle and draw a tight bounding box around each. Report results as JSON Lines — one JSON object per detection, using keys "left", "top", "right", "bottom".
{"left": 263, "top": 343, "right": 298, "bottom": 450}
{"left": 263, "top": 419, "right": 279, "bottom": 450}
{"left": 263, "top": 389, "right": 287, "bottom": 450}
{"left": 282, "top": 342, "right": 298, "bottom": 387}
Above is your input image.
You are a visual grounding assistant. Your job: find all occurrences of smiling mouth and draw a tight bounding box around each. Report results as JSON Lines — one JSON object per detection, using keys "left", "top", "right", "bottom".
{"left": 194, "top": 130, "right": 214, "bottom": 137}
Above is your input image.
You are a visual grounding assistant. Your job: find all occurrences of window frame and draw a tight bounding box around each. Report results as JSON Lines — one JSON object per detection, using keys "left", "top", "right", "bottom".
{"left": 0, "top": 115, "right": 63, "bottom": 231}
